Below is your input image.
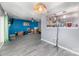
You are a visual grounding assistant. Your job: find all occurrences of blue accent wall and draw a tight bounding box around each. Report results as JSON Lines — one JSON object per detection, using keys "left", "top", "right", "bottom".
{"left": 9, "top": 18, "right": 38, "bottom": 35}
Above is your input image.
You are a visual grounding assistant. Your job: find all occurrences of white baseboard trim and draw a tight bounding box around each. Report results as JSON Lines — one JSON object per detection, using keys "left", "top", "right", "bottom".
{"left": 0, "top": 42, "right": 4, "bottom": 48}
{"left": 41, "top": 39, "right": 79, "bottom": 55}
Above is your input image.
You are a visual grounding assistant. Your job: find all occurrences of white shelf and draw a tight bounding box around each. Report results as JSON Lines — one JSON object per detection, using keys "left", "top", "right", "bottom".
{"left": 59, "top": 27, "right": 79, "bottom": 29}
{"left": 47, "top": 27, "right": 79, "bottom": 30}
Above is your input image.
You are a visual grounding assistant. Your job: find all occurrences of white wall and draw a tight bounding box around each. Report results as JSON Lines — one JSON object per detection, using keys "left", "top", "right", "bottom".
{"left": 41, "top": 14, "right": 79, "bottom": 55}
{"left": 0, "top": 16, "right": 4, "bottom": 43}
{"left": 41, "top": 2, "right": 79, "bottom": 55}
{"left": 41, "top": 15, "right": 57, "bottom": 44}
{"left": 0, "top": 5, "right": 4, "bottom": 43}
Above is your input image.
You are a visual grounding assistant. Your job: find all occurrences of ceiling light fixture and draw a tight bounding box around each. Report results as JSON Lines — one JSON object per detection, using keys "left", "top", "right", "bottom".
{"left": 34, "top": 3, "right": 47, "bottom": 14}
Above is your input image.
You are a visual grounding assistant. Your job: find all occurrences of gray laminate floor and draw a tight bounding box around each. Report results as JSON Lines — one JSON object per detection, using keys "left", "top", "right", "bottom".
{"left": 0, "top": 33, "right": 78, "bottom": 56}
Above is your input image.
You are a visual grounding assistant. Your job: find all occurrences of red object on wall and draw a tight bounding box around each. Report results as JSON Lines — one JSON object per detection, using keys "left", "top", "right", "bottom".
{"left": 66, "top": 22, "right": 72, "bottom": 27}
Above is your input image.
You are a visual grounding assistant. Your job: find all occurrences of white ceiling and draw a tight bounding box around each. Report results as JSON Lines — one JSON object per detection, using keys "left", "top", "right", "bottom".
{"left": 0, "top": 2, "right": 79, "bottom": 21}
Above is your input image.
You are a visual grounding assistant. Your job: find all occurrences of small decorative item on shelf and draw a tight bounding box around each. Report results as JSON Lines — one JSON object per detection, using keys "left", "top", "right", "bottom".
{"left": 66, "top": 22, "right": 72, "bottom": 27}
{"left": 75, "top": 24, "right": 78, "bottom": 27}
{"left": 47, "top": 16, "right": 57, "bottom": 27}
{"left": 61, "top": 23, "right": 64, "bottom": 27}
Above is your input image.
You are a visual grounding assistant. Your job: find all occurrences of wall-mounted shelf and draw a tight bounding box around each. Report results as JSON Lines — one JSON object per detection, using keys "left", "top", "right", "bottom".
{"left": 46, "top": 27, "right": 79, "bottom": 29}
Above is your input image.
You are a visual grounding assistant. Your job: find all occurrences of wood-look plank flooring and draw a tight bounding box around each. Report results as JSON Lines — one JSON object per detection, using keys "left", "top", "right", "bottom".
{"left": 0, "top": 33, "right": 78, "bottom": 56}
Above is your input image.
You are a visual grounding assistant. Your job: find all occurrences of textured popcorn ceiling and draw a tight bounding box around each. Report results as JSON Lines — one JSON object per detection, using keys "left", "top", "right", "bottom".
{"left": 0, "top": 2, "right": 79, "bottom": 21}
